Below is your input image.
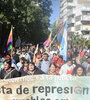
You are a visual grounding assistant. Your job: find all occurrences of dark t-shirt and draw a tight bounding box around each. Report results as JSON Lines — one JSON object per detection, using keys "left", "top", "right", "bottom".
{"left": 0, "top": 67, "right": 20, "bottom": 79}
{"left": 22, "top": 68, "right": 45, "bottom": 76}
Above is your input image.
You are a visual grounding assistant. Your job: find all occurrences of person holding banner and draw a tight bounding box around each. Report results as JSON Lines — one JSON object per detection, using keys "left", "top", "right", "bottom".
{"left": 0, "top": 59, "right": 20, "bottom": 79}
{"left": 48, "top": 63, "right": 58, "bottom": 75}
{"left": 22, "top": 62, "right": 45, "bottom": 76}
{"left": 20, "top": 60, "right": 29, "bottom": 76}
{"left": 52, "top": 53, "right": 64, "bottom": 73}
{"left": 17, "top": 57, "right": 26, "bottom": 70}
{"left": 59, "top": 59, "right": 75, "bottom": 75}
{"left": 72, "top": 65, "right": 86, "bottom": 76}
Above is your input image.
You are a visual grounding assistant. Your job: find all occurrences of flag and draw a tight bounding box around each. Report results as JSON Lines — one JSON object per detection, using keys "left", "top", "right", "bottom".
{"left": 43, "top": 33, "right": 52, "bottom": 48}
{"left": 56, "top": 24, "right": 64, "bottom": 48}
{"left": 56, "top": 21, "right": 67, "bottom": 61}
{"left": 5, "top": 26, "right": 13, "bottom": 55}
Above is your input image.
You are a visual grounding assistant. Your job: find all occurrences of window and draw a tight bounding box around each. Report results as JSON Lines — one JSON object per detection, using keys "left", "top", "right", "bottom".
{"left": 75, "top": 25, "right": 81, "bottom": 31}
{"left": 75, "top": 16, "right": 81, "bottom": 22}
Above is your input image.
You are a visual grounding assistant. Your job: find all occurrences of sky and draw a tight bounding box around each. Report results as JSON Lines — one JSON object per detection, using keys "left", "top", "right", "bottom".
{"left": 50, "top": 0, "right": 60, "bottom": 24}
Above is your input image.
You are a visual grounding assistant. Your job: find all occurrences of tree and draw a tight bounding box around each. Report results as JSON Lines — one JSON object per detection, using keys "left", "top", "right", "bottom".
{"left": 0, "top": 0, "right": 52, "bottom": 54}
{"left": 69, "top": 33, "right": 88, "bottom": 47}
{"left": 50, "top": 21, "right": 61, "bottom": 37}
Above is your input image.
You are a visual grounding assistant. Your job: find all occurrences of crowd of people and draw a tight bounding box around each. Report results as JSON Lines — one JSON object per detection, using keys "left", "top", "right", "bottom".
{"left": 0, "top": 45, "right": 90, "bottom": 79}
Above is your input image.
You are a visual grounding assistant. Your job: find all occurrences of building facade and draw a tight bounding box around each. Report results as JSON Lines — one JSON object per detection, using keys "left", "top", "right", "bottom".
{"left": 60, "top": 0, "right": 90, "bottom": 40}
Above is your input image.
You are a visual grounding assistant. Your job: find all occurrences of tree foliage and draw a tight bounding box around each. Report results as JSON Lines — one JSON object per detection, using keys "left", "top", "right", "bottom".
{"left": 50, "top": 21, "right": 61, "bottom": 37}
{"left": 69, "top": 33, "right": 89, "bottom": 47}
{"left": 0, "top": 0, "right": 52, "bottom": 54}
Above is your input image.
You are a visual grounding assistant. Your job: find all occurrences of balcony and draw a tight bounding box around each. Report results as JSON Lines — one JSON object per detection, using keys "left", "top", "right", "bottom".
{"left": 82, "top": 7, "right": 90, "bottom": 11}
{"left": 81, "top": 25, "right": 90, "bottom": 31}
{"left": 75, "top": 21, "right": 82, "bottom": 26}
{"left": 60, "top": 3, "right": 67, "bottom": 12}
{"left": 81, "top": 15, "right": 90, "bottom": 21}
{"left": 68, "top": 18, "right": 75, "bottom": 24}
{"left": 60, "top": 0, "right": 66, "bottom": 6}
{"left": 68, "top": 27, "right": 75, "bottom": 32}
{"left": 67, "top": 2, "right": 75, "bottom": 7}
{"left": 67, "top": 9, "right": 75, "bottom": 17}
{"left": 83, "top": 34, "right": 90, "bottom": 40}
{"left": 60, "top": 10, "right": 67, "bottom": 18}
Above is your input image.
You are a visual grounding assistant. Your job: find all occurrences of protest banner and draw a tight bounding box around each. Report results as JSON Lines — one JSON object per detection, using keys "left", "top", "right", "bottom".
{"left": 0, "top": 75, "right": 90, "bottom": 100}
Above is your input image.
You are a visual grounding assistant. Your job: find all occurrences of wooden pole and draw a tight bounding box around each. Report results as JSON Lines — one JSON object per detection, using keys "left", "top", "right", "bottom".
{"left": 47, "top": 22, "right": 65, "bottom": 51}
{"left": 11, "top": 25, "right": 13, "bottom": 59}
{"left": 47, "top": 33, "right": 57, "bottom": 51}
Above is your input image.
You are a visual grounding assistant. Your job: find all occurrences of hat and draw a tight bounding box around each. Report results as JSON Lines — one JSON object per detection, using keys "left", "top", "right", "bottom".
{"left": 22, "top": 49, "right": 26, "bottom": 52}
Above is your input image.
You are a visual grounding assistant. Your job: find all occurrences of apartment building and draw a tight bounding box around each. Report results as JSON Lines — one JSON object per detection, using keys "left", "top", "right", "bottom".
{"left": 60, "top": 0, "right": 90, "bottom": 40}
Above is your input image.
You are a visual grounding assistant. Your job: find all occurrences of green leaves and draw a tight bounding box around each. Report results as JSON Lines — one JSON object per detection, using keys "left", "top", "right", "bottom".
{"left": 0, "top": 0, "right": 52, "bottom": 54}
{"left": 69, "top": 33, "right": 88, "bottom": 47}
{"left": 50, "top": 22, "right": 61, "bottom": 38}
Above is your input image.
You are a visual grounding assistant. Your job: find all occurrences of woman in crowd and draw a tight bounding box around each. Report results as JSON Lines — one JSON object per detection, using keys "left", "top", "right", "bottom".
{"left": 72, "top": 65, "right": 86, "bottom": 76}
{"left": 48, "top": 63, "right": 58, "bottom": 75}
{"left": 0, "top": 59, "right": 20, "bottom": 79}
{"left": 20, "top": 60, "right": 29, "bottom": 76}
{"left": 21, "top": 62, "right": 45, "bottom": 76}
{"left": 52, "top": 54, "right": 64, "bottom": 73}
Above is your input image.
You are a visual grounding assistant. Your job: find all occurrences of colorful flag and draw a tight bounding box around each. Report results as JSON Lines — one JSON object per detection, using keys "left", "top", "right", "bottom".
{"left": 5, "top": 26, "right": 13, "bottom": 55}
{"left": 56, "top": 21, "right": 67, "bottom": 61}
{"left": 56, "top": 24, "right": 64, "bottom": 48}
{"left": 43, "top": 33, "right": 52, "bottom": 48}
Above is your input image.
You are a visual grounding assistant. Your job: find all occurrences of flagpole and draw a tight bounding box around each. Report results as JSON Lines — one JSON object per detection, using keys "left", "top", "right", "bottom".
{"left": 11, "top": 25, "right": 13, "bottom": 59}
{"left": 47, "top": 32, "right": 57, "bottom": 51}
{"left": 47, "top": 23, "right": 64, "bottom": 51}
{"left": 47, "top": 21, "right": 66, "bottom": 51}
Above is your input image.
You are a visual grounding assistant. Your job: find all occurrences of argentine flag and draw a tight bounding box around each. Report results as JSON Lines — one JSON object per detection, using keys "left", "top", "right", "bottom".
{"left": 57, "top": 21, "right": 67, "bottom": 61}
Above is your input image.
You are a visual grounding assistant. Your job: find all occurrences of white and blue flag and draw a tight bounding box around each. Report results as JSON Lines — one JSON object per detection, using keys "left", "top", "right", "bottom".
{"left": 56, "top": 21, "right": 67, "bottom": 61}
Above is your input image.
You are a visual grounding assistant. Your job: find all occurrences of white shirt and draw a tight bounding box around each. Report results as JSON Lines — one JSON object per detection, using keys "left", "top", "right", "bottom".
{"left": 17, "top": 62, "right": 23, "bottom": 70}
{"left": 59, "top": 63, "right": 76, "bottom": 75}
{"left": 20, "top": 53, "right": 31, "bottom": 62}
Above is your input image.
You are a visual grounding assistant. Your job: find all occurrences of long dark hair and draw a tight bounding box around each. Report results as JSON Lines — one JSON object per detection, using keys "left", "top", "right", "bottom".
{"left": 72, "top": 64, "right": 86, "bottom": 76}
{"left": 49, "top": 63, "right": 57, "bottom": 68}
{"left": 27, "top": 62, "right": 36, "bottom": 70}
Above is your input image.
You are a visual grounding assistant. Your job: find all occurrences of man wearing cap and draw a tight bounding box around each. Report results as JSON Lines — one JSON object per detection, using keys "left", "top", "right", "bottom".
{"left": 20, "top": 49, "right": 31, "bottom": 63}
{"left": 0, "top": 59, "right": 20, "bottom": 79}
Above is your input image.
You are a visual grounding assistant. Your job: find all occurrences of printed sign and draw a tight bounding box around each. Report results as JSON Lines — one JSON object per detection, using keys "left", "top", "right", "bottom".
{"left": 0, "top": 75, "right": 90, "bottom": 100}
